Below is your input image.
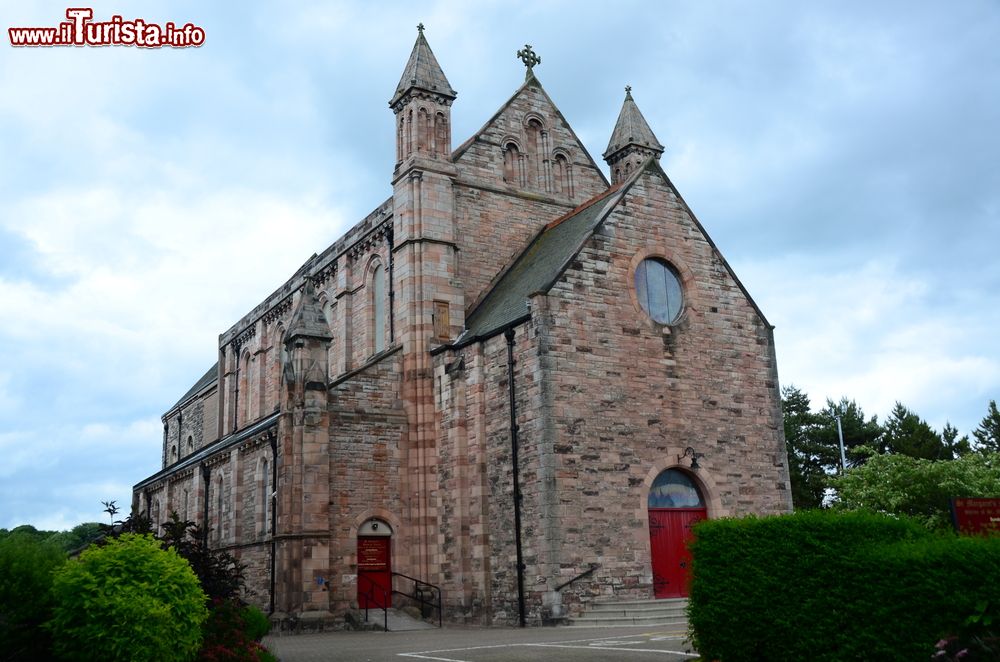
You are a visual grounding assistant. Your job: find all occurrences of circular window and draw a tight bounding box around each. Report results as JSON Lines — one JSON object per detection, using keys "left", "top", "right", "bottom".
{"left": 635, "top": 258, "right": 683, "bottom": 324}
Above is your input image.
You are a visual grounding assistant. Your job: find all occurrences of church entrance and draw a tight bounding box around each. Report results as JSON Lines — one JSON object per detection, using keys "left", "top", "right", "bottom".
{"left": 648, "top": 469, "right": 706, "bottom": 598}
{"left": 357, "top": 519, "right": 392, "bottom": 609}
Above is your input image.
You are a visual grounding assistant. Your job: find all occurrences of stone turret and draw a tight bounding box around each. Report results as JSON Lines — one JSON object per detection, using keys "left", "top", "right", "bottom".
{"left": 390, "top": 24, "right": 457, "bottom": 166}
{"left": 603, "top": 86, "right": 664, "bottom": 185}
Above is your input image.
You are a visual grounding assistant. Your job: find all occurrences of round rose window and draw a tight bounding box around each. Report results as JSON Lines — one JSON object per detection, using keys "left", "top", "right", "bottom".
{"left": 635, "top": 258, "right": 683, "bottom": 324}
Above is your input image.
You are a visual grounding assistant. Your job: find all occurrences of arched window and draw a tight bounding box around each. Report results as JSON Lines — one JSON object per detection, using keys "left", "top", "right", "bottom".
{"left": 240, "top": 352, "right": 252, "bottom": 426}
{"left": 170, "top": 445, "right": 177, "bottom": 462}
{"left": 417, "top": 108, "right": 430, "bottom": 153}
{"left": 434, "top": 112, "right": 448, "bottom": 157}
{"left": 215, "top": 476, "right": 225, "bottom": 544}
{"left": 272, "top": 324, "right": 286, "bottom": 409}
{"left": 648, "top": 469, "right": 705, "bottom": 508}
{"left": 527, "top": 119, "right": 543, "bottom": 188}
{"left": 152, "top": 499, "right": 161, "bottom": 533}
{"left": 503, "top": 143, "right": 520, "bottom": 184}
{"left": 372, "top": 264, "right": 386, "bottom": 353}
{"left": 259, "top": 458, "right": 269, "bottom": 538}
{"left": 397, "top": 116, "right": 405, "bottom": 161}
{"left": 187, "top": 435, "right": 194, "bottom": 451}
{"left": 554, "top": 153, "right": 572, "bottom": 196}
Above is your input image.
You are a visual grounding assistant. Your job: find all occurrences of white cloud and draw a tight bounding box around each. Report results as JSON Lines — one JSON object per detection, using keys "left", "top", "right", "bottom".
{"left": 743, "top": 256, "right": 1000, "bottom": 434}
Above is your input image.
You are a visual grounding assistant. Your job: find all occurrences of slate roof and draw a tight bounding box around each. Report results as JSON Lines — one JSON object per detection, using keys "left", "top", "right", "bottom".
{"left": 390, "top": 28, "right": 456, "bottom": 108}
{"left": 603, "top": 88, "right": 664, "bottom": 159}
{"left": 167, "top": 362, "right": 218, "bottom": 415}
{"left": 461, "top": 179, "right": 635, "bottom": 342}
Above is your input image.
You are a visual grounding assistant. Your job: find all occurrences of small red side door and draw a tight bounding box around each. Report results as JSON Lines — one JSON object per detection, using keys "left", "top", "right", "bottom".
{"left": 357, "top": 536, "right": 391, "bottom": 608}
{"left": 649, "top": 508, "right": 706, "bottom": 598}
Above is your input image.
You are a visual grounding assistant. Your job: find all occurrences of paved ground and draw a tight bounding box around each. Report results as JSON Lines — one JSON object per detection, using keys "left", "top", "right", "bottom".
{"left": 264, "top": 625, "right": 698, "bottom": 661}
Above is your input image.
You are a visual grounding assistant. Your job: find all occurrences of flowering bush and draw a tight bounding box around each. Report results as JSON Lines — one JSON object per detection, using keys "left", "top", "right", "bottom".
{"left": 198, "top": 598, "right": 275, "bottom": 662}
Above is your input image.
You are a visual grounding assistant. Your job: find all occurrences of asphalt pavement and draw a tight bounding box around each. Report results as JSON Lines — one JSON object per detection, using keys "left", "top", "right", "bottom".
{"left": 264, "top": 625, "right": 698, "bottom": 661}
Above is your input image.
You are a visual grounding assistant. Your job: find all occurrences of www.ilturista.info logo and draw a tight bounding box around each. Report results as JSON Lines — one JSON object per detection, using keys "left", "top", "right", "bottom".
{"left": 9, "top": 8, "right": 205, "bottom": 48}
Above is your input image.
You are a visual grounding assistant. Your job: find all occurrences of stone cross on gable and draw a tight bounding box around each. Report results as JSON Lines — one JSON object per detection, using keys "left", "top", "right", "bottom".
{"left": 517, "top": 44, "right": 541, "bottom": 76}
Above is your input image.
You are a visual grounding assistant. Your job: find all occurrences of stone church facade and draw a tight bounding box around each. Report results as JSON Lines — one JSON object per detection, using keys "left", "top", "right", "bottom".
{"left": 133, "top": 28, "right": 792, "bottom": 626}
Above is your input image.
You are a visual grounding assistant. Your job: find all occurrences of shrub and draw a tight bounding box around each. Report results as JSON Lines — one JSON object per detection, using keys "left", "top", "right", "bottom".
{"left": 689, "top": 511, "right": 1000, "bottom": 661}
{"left": 48, "top": 533, "right": 208, "bottom": 661}
{"left": 241, "top": 604, "right": 271, "bottom": 641}
{"left": 0, "top": 532, "right": 66, "bottom": 660}
{"left": 199, "top": 599, "right": 273, "bottom": 662}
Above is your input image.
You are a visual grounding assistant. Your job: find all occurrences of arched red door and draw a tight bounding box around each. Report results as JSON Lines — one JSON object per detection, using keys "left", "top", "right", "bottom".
{"left": 648, "top": 469, "right": 706, "bottom": 598}
{"left": 357, "top": 519, "right": 392, "bottom": 608}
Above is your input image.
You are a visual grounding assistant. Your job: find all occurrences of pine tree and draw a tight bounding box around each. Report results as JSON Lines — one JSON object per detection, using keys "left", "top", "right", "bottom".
{"left": 973, "top": 399, "right": 1000, "bottom": 452}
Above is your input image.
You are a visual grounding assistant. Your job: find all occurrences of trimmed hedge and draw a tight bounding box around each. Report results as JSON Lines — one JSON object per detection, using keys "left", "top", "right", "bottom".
{"left": 689, "top": 511, "right": 1000, "bottom": 661}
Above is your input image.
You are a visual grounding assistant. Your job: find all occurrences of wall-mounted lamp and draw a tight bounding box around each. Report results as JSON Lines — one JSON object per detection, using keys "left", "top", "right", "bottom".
{"left": 679, "top": 446, "right": 704, "bottom": 469}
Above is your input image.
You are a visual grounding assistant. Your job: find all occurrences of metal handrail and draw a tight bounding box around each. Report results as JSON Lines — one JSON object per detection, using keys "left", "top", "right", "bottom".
{"left": 555, "top": 563, "right": 600, "bottom": 592}
{"left": 391, "top": 571, "right": 443, "bottom": 628}
{"left": 357, "top": 570, "right": 389, "bottom": 631}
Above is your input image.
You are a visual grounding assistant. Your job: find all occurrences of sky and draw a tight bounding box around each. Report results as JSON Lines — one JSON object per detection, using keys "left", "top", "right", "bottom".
{"left": 1, "top": 1, "right": 998, "bottom": 530}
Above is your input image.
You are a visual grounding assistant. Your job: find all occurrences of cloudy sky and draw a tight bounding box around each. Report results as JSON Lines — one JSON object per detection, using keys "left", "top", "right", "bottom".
{"left": 2, "top": 1, "right": 997, "bottom": 530}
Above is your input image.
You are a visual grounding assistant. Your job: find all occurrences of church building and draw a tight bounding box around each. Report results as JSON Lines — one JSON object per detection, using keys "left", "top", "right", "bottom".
{"left": 133, "top": 27, "right": 792, "bottom": 627}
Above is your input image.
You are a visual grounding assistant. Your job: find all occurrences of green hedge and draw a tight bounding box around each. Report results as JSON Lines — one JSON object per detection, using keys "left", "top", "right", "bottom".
{"left": 689, "top": 511, "right": 1000, "bottom": 661}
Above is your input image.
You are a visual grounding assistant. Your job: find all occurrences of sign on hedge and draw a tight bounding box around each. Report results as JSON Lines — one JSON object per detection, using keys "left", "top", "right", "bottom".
{"left": 951, "top": 497, "right": 1000, "bottom": 535}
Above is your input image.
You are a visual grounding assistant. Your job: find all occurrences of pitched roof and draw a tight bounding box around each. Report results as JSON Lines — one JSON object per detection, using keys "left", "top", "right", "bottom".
{"left": 390, "top": 28, "right": 456, "bottom": 108}
{"left": 461, "top": 180, "right": 634, "bottom": 342}
{"left": 167, "top": 363, "right": 218, "bottom": 415}
{"left": 603, "top": 87, "right": 664, "bottom": 159}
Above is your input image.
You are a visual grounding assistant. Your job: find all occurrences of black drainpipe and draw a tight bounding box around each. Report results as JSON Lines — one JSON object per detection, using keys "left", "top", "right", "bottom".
{"left": 268, "top": 431, "right": 278, "bottom": 614}
{"left": 387, "top": 225, "right": 396, "bottom": 343}
{"left": 505, "top": 326, "right": 527, "bottom": 627}
{"left": 201, "top": 463, "right": 212, "bottom": 546}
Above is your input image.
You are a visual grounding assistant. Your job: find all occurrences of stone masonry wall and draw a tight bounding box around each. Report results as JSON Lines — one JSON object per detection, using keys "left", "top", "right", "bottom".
{"left": 530, "top": 167, "right": 791, "bottom": 614}
{"left": 327, "top": 350, "right": 407, "bottom": 614}
{"left": 452, "top": 80, "right": 608, "bottom": 306}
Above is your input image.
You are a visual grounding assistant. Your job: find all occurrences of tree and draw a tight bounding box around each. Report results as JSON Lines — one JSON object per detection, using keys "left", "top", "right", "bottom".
{"left": 781, "top": 386, "right": 831, "bottom": 509}
{"left": 883, "top": 402, "right": 948, "bottom": 460}
{"left": 816, "top": 397, "right": 883, "bottom": 467}
{"left": 829, "top": 451, "right": 1000, "bottom": 530}
{"left": 0, "top": 532, "right": 66, "bottom": 661}
{"left": 973, "top": 400, "right": 1000, "bottom": 453}
{"left": 940, "top": 422, "right": 972, "bottom": 459}
{"left": 48, "top": 533, "right": 208, "bottom": 661}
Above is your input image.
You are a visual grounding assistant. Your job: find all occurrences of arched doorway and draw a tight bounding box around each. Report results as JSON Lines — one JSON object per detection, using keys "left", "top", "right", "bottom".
{"left": 648, "top": 469, "right": 707, "bottom": 598}
{"left": 357, "top": 518, "right": 392, "bottom": 609}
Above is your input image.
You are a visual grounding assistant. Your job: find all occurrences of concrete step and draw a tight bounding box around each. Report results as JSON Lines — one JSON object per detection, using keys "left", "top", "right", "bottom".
{"left": 568, "top": 598, "right": 689, "bottom": 629}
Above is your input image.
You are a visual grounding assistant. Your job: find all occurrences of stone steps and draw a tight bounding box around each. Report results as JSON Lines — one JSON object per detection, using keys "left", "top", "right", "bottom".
{"left": 569, "top": 598, "right": 689, "bottom": 629}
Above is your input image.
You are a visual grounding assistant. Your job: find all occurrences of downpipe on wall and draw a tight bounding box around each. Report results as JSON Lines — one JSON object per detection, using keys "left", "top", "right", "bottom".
{"left": 505, "top": 326, "right": 527, "bottom": 627}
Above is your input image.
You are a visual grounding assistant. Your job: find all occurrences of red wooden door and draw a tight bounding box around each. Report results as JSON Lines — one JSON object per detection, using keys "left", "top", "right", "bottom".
{"left": 649, "top": 508, "right": 706, "bottom": 598}
{"left": 357, "top": 536, "right": 391, "bottom": 608}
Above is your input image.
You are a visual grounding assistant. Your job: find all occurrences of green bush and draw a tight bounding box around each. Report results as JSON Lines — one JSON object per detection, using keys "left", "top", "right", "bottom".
{"left": 48, "top": 533, "right": 208, "bottom": 662}
{"left": 689, "top": 511, "right": 1000, "bottom": 661}
{"left": 0, "top": 532, "right": 66, "bottom": 660}
{"left": 240, "top": 604, "right": 271, "bottom": 641}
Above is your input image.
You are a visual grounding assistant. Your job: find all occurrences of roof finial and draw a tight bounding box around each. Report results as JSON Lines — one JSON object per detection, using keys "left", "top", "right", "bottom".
{"left": 517, "top": 44, "right": 541, "bottom": 78}
{"left": 625, "top": 85, "right": 632, "bottom": 98}
{"left": 417, "top": 22, "right": 425, "bottom": 34}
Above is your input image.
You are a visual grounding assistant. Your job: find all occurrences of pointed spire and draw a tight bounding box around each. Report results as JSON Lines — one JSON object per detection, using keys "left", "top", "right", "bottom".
{"left": 389, "top": 24, "right": 456, "bottom": 110}
{"left": 603, "top": 86, "right": 664, "bottom": 160}
{"left": 285, "top": 279, "right": 332, "bottom": 343}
